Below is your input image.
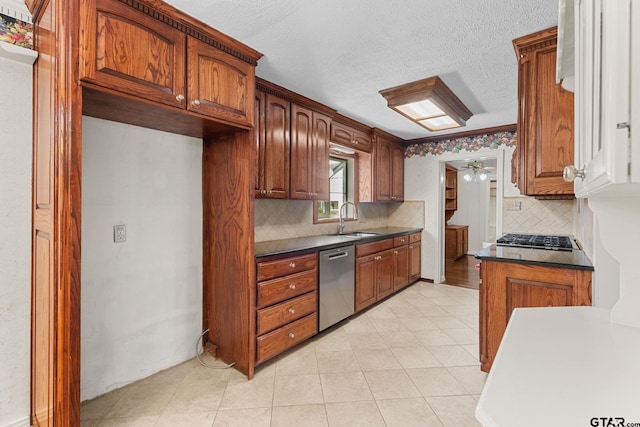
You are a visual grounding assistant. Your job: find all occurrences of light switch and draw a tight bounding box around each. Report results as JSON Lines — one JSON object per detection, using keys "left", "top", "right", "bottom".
{"left": 114, "top": 225, "right": 126, "bottom": 243}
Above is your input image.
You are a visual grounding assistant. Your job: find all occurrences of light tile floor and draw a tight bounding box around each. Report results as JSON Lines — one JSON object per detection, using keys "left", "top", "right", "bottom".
{"left": 81, "top": 282, "right": 485, "bottom": 426}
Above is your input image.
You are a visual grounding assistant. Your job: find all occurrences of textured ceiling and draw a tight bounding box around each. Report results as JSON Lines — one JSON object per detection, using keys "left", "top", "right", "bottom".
{"left": 165, "top": 0, "right": 559, "bottom": 140}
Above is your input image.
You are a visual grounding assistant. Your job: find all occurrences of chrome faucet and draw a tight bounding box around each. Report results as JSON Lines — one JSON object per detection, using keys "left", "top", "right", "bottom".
{"left": 338, "top": 202, "right": 358, "bottom": 234}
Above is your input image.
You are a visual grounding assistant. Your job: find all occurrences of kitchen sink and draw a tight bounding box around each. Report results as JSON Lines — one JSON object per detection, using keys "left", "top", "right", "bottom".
{"left": 331, "top": 232, "right": 379, "bottom": 239}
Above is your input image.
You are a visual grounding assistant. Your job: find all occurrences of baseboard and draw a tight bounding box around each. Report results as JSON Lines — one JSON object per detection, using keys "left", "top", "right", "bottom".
{"left": 419, "top": 277, "right": 434, "bottom": 283}
{"left": 1, "top": 416, "right": 30, "bottom": 427}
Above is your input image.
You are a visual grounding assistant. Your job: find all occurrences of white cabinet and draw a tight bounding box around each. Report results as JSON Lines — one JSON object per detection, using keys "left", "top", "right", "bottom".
{"left": 565, "top": 0, "right": 640, "bottom": 197}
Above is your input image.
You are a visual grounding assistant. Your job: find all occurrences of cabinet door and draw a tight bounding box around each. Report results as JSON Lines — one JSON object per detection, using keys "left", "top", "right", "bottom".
{"left": 263, "top": 93, "right": 290, "bottom": 198}
{"left": 573, "top": 0, "right": 638, "bottom": 196}
{"left": 391, "top": 143, "right": 405, "bottom": 201}
{"left": 80, "top": 0, "right": 186, "bottom": 108}
{"left": 514, "top": 28, "right": 574, "bottom": 197}
{"left": 480, "top": 260, "right": 592, "bottom": 372}
{"left": 186, "top": 37, "right": 254, "bottom": 126}
{"left": 355, "top": 255, "right": 377, "bottom": 312}
{"left": 376, "top": 249, "right": 394, "bottom": 300}
{"left": 408, "top": 242, "right": 421, "bottom": 282}
{"left": 254, "top": 90, "right": 266, "bottom": 196}
{"left": 374, "top": 138, "right": 392, "bottom": 201}
{"left": 312, "top": 111, "right": 331, "bottom": 200}
{"left": 393, "top": 245, "right": 409, "bottom": 291}
{"left": 290, "top": 104, "right": 313, "bottom": 199}
{"left": 331, "top": 122, "right": 372, "bottom": 152}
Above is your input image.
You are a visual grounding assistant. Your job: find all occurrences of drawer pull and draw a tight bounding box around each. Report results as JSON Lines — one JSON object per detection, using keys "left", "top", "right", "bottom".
{"left": 288, "top": 333, "right": 295, "bottom": 339}
{"left": 289, "top": 262, "right": 296, "bottom": 268}
{"left": 289, "top": 284, "right": 296, "bottom": 290}
{"left": 394, "top": 250, "right": 398, "bottom": 255}
{"left": 175, "top": 94, "right": 185, "bottom": 102}
{"left": 288, "top": 308, "right": 296, "bottom": 314}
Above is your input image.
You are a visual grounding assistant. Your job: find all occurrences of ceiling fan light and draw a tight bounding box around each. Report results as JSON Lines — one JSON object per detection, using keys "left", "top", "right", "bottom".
{"left": 478, "top": 172, "right": 488, "bottom": 181}
{"left": 463, "top": 172, "right": 473, "bottom": 182}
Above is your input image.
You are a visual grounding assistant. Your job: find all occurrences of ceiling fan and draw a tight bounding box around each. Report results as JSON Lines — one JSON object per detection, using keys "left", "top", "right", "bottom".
{"left": 461, "top": 161, "right": 494, "bottom": 182}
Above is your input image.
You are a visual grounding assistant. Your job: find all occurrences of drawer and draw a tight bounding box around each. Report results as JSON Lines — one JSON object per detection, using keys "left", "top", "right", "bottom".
{"left": 257, "top": 269, "right": 317, "bottom": 308}
{"left": 257, "top": 291, "right": 317, "bottom": 335}
{"left": 257, "top": 253, "right": 317, "bottom": 281}
{"left": 393, "top": 235, "right": 409, "bottom": 247}
{"left": 409, "top": 232, "right": 421, "bottom": 243}
{"left": 256, "top": 312, "right": 318, "bottom": 364}
{"left": 356, "top": 238, "right": 393, "bottom": 257}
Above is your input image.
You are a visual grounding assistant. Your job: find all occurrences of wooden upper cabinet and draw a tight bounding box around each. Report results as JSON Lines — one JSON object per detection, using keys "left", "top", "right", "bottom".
{"left": 330, "top": 121, "right": 372, "bottom": 152}
{"left": 372, "top": 134, "right": 404, "bottom": 202}
{"left": 374, "top": 137, "right": 392, "bottom": 201}
{"left": 255, "top": 90, "right": 290, "bottom": 198}
{"left": 186, "top": 37, "right": 253, "bottom": 125}
{"left": 80, "top": 0, "right": 186, "bottom": 108}
{"left": 312, "top": 112, "right": 331, "bottom": 200}
{"left": 290, "top": 104, "right": 330, "bottom": 200}
{"left": 80, "top": 0, "right": 255, "bottom": 126}
{"left": 513, "top": 27, "right": 574, "bottom": 198}
{"left": 391, "top": 143, "right": 405, "bottom": 201}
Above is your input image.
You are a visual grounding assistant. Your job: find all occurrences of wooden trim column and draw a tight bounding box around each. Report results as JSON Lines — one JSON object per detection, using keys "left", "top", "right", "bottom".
{"left": 31, "top": 0, "right": 82, "bottom": 424}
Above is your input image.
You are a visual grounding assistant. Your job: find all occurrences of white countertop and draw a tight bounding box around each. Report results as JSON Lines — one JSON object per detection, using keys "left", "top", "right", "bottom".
{"left": 476, "top": 306, "right": 640, "bottom": 427}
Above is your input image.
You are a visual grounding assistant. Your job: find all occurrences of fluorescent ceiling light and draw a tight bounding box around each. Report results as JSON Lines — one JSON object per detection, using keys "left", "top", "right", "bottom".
{"left": 379, "top": 76, "right": 473, "bottom": 132}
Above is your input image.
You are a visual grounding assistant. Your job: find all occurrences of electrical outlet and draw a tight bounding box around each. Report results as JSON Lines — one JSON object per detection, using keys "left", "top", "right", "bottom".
{"left": 113, "top": 225, "right": 126, "bottom": 243}
{"left": 514, "top": 201, "right": 522, "bottom": 211}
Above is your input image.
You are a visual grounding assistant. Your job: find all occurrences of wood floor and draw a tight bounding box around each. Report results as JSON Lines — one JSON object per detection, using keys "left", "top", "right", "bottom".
{"left": 444, "top": 255, "right": 480, "bottom": 290}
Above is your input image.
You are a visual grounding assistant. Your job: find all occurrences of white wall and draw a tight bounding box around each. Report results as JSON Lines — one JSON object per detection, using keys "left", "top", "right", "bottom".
{"left": 405, "top": 146, "right": 508, "bottom": 281}
{"left": 0, "top": 57, "right": 32, "bottom": 427}
{"left": 449, "top": 169, "right": 491, "bottom": 253}
{"left": 81, "top": 117, "right": 203, "bottom": 400}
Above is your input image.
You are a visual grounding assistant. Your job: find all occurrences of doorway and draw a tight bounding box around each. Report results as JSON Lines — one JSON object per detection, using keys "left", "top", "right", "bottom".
{"left": 434, "top": 150, "right": 504, "bottom": 287}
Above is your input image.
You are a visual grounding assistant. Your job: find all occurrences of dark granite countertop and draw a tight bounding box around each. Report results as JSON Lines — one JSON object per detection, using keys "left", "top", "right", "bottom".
{"left": 475, "top": 244, "right": 594, "bottom": 271}
{"left": 255, "top": 226, "right": 423, "bottom": 258}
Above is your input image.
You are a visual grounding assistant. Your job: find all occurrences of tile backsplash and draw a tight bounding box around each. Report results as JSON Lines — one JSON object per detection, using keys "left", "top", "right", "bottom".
{"left": 503, "top": 197, "right": 575, "bottom": 235}
{"left": 254, "top": 199, "right": 425, "bottom": 242}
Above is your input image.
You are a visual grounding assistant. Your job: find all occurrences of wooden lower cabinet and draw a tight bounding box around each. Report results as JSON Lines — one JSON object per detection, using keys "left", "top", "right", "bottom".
{"left": 256, "top": 313, "right": 318, "bottom": 363}
{"left": 255, "top": 253, "right": 319, "bottom": 365}
{"left": 355, "top": 233, "right": 422, "bottom": 312}
{"left": 479, "top": 260, "right": 592, "bottom": 372}
{"left": 375, "top": 249, "right": 395, "bottom": 300}
{"left": 393, "top": 245, "right": 409, "bottom": 291}
{"left": 408, "top": 232, "right": 422, "bottom": 282}
{"left": 355, "top": 254, "right": 376, "bottom": 312}
{"left": 445, "top": 225, "right": 468, "bottom": 260}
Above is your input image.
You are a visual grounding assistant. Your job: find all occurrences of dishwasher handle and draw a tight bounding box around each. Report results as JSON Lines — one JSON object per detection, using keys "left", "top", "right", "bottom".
{"left": 328, "top": 252, "right": 349, "bottom": 260}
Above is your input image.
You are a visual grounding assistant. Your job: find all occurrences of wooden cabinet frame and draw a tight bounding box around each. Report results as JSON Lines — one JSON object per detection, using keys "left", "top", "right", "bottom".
{"left": 28, "top": 0, "right": 262, "bottom": 424}
{"left": 479, "top": 260, "right": 592, "bottom": 372}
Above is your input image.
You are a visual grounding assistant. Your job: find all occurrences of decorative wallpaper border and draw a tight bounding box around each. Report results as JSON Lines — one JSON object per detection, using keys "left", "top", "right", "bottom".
{"left": 0, "top": 10, "right": 33, "bottom": 49}
{"left": 404, "top": 131, "right": 517, "bottom": 157}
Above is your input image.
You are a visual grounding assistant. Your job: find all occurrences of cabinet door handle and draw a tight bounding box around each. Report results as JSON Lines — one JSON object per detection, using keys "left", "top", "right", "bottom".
{"left": 191, "top": 99, "right": 201, "bottom": 106}
{"left": 175, "top": 94, "right": 185, "bottom": 102}
{"left": 289, "top": 262, "right": 296, "bottom": 268}
{"left": 288, "top": 333, "right": 295, "bottom": 339}
{"left": 394, "top": 250, "right": 398, "bottom": 255}
{"left": 289, "top": 284, "right": 296, "bottom": 290}
{"left": 563, "top": 165, "right": 585, "bottom": 182}
{"left": 268, "top": 190, "right": 273, "bottom": 194}
{"left": 288, "top": 308, "right": 296, "bottom": 314}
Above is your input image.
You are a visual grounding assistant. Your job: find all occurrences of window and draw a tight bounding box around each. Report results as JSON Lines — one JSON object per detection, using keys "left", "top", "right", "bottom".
{"left": 314, "top": 154, "right": 356, "bottom": 222}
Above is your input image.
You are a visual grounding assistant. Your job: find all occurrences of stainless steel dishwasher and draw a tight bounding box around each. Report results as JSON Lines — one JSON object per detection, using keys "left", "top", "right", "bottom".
{"left": 319, "top": 245, "right": 355, "bottom": 331}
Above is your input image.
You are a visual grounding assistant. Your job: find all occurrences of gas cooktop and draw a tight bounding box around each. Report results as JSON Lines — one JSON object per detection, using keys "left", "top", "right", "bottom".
{"left": 496, "top": 234, "right": 575, "bottom": 251}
